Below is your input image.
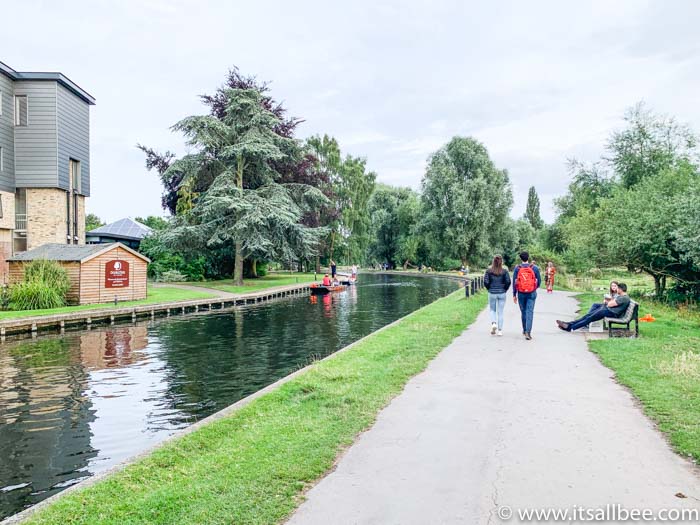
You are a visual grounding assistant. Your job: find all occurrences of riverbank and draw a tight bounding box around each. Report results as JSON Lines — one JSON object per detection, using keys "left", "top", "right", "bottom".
{"left": 11, "top": 289, "right": 486, "bottom": 525}
{"left": 577, "top": 293, "right": 700, "bottom": 463}
{"left": 185, "top": 272, "right": 317, "bottom": 294}
{"left": 0, "top": 286, "right": 215, "bottom": 321}
{"left": 0, "top": 283, "right": 312, "bottom": 337}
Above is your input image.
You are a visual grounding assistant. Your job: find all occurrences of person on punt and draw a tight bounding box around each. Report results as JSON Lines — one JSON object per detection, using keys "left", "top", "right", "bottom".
{"left": 322, "top": 274, "right": 332, "bottom": 286}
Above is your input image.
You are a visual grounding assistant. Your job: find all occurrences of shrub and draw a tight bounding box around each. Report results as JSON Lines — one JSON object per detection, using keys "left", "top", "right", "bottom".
{"left": 10, "top": 281, "right": 68, "bottom": 310}
{"left": 588, "top": 267, "right": 603, "bottom": 279}
{"left": 0, "top": 285, "right": 10, "bottom": 311}
{"left": 25, "top": 258, "right": 71, "bottom": 294}
{"left": 157, "top": 269, "right": 188, "bottom": 282}
{"left": 9, "top": 259, "right": 71, "bottom": 310}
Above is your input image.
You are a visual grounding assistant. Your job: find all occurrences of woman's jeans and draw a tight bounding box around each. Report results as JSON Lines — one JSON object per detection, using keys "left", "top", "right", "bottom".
{"left": 488, "top": 292, "right": 507, "bottom": 330}
{"left": 517, "top": 291, "right": 537, "bottom": 334}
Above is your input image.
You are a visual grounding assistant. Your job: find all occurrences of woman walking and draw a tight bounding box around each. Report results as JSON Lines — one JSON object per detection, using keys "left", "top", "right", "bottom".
{"left": 484, "top": 255, "right": 511, "bottom": 336}
{"left": 545, "top": 261, "right": 556, "bottom": 293}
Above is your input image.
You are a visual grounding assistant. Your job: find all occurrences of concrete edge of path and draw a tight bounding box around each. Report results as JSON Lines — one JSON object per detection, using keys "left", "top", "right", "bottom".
{"left": 2, "top": 289, "right": 473, "bottom": 525}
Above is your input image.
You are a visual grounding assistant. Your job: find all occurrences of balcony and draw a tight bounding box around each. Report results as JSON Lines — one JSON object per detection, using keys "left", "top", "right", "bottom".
{"left": 15, "top": 213, "right": 27, "bottom": 231}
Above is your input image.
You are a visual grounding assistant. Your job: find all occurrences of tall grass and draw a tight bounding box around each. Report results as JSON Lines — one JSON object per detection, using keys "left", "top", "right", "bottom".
{"left": 10, "top": 259, "right": 71, "bottom": 310}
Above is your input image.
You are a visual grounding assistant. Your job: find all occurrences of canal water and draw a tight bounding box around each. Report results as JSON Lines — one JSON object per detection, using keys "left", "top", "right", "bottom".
{"left": 0, "top": 273, "right": 459, "bottom": 520}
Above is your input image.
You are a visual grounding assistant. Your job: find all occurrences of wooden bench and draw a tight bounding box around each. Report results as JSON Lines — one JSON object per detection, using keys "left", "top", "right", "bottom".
{"left": 603, "top": 300, "right": 639, "bottom": 338}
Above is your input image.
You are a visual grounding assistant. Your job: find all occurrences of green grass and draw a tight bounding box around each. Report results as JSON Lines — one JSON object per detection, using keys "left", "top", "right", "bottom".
{"left": 24, "top": 290, "right": 487, "bottom": 525}
{"left": 187, "top": 273, "right": 317, "bottom": 294}
{"left": 0, "top": 287, "right": 216, "bottom": 320}
{"left": 577, "top": 292, "right": 700, "bottom": 464}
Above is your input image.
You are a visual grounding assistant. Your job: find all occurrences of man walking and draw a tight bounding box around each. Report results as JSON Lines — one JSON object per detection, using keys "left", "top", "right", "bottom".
{"left": 512, "top": 251, "right": 541, "bottom": 340}
{"left": 557, "top": 283, "right": 631, "bottom": 332}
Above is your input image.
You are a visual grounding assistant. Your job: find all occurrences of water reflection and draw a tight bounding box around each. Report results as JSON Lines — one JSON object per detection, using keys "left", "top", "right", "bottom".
{"left": 0, "top": 326, "right": 151, "bottom": 517}
{"left": 0, "top": 274, "right": 457, "bottom": 519}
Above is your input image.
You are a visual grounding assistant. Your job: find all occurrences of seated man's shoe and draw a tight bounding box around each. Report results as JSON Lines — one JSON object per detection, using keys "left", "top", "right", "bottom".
{"left": 556, "top": 320, "right": 571, "bottom": 332}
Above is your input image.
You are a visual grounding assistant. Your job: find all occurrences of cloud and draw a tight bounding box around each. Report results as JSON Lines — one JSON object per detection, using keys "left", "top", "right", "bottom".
{"left": 2, "top": 0, "right": 698, "bottom": 225}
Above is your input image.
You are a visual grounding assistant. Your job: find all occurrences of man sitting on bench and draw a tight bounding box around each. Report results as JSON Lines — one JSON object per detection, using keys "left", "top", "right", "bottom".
{"left": 557, "top": 283, "right": 631, "bottom": 332}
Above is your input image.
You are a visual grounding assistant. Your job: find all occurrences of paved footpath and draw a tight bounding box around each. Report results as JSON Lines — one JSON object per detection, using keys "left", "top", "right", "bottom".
{"left": 288, "top": 291, "right": 700, "bottom": 525}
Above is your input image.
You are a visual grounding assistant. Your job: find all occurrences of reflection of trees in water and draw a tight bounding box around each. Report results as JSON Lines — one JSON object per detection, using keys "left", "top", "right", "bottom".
{"left": 0, "top": 326, "right": 149, "bottom": 520}
{"left": 0, "top": 337, "right": 95, "bottom": 519}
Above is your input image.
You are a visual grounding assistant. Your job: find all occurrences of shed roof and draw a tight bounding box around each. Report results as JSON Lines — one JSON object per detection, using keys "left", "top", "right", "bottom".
{"left": 8, "top": 243, "right": 150, "bottom": 263}
{"left": 87, "top": 218, "right": 153, "bottom": 241}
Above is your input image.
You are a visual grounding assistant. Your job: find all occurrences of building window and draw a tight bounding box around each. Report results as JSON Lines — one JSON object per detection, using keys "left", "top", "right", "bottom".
{"left": 70, "top": 159, "right": 81, "bottom": 192}
{"left": 14, "top": 95, "right": 28, "bottom": 126}
{"left": 0, "top": 91, "right": 3, "bottom": 117}
{"left": 0, "top": 146, "right": 3, "bottom": 172}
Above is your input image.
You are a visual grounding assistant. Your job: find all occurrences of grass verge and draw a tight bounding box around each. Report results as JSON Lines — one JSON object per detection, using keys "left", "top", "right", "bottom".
{"left": 578, "top": 293, "right": 700, "bottom": 464}
{"left": 22, "top": 290, "right": 487, "bottom": 525}
{"left": 0, "top": 287, "right": 216, "bottom": 321}
{"left": 186, "top": 273, "right": 317, "bottom": 294}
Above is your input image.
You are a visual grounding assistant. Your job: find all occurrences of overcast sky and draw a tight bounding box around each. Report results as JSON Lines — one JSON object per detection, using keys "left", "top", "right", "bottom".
{"left": 3, "top": 0, "right": 699, "bottom": 223}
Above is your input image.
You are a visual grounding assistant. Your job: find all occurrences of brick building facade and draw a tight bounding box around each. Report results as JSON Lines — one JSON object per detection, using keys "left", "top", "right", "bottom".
{"left": 0, "top": 61, "right": 94, "bottom": 279}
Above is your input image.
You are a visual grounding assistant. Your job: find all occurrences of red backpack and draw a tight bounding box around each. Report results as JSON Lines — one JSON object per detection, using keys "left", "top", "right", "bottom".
{"left": 516, "top": 265, "right": 537, "bottom": 293}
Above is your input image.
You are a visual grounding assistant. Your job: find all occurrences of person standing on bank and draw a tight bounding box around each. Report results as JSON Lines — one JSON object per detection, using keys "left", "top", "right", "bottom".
{"left": 512, "top": 251, "right": 541, "bottom": 340}
{"left": 484, "top": 255, "right": 511, "bottom": 337}
{"left": 545, "top": 261, "right": 556, "bottom": 293}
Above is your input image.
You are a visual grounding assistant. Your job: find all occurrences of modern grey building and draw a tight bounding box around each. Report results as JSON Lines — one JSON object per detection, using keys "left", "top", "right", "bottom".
{"left": 0, "top": 60, "right": 95, "bottom": 276}
{"left": 87, "top": 218, "right": 152, "bottom": 250}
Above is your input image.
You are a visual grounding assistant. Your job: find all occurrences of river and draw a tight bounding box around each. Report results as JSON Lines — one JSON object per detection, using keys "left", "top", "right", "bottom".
{"left": 0, "top": 273, "right": 459, "bottom": 520}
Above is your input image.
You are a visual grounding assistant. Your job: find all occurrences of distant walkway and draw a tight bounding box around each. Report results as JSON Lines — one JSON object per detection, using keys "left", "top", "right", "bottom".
{"left": 288, "top": 291, "right": 700, "bottom": 524}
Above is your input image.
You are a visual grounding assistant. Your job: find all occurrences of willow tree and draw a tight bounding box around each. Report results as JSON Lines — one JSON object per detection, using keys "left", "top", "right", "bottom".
{"left": 421, "top": 136, "right": 512, "bottom": 267}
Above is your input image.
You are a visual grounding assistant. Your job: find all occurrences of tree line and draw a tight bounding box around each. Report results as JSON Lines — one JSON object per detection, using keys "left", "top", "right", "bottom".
{"left": 123, "top": 67, "right": 699, "bottom": 301}
{"left": 544, "top": 102, "right": 700, "bottom": 300}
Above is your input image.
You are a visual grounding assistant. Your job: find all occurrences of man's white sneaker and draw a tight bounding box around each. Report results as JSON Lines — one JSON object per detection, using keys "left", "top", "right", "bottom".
{"left": 497, "top": 330, "right": 503, "bottom": 337}
{"left": 490, "top": 323, "right": 497, "bottom": 335}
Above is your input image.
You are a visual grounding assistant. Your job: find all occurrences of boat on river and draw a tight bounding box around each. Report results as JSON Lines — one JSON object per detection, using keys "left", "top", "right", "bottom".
{"left": 309, "top": 283, "right": 346, "bottom": 295}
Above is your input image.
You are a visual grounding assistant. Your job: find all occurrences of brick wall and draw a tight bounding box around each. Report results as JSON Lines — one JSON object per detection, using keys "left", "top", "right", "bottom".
{"left": 26, "top": 188, "right": 67, "bottom": 249}
{"left": 77, "top": 195, "right": 85, "bottom": 244}
{"left": 0, "top": 191, "right": 16, "bottom": 280}
{"left": 25, "top": 189, "right": 87, "bottom": 249}
{"left": 0, "top": 190, "right": 16, "bottom": 231}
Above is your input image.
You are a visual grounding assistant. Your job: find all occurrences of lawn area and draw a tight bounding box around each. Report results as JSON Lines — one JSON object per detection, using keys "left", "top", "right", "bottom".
{"left": 578, "top": 292, "right": 700, "bottom": 464}
{"left": 23, "top": 290, "right": 487, "bottom": 525}
{"left": 0, "top": 286, "right": 216, "bottom": 321}
{"left": 187, "top": 272, "right": 317, "bottom": 294}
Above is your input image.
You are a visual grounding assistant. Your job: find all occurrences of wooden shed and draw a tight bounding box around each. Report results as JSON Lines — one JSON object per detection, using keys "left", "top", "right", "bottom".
{"left": 8, "top": 243, "right": 150, "bottom": 305}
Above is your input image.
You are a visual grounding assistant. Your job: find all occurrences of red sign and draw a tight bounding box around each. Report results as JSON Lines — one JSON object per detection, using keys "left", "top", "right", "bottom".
{"left": 105, "top": 260, "right": 130, "bottom": 288}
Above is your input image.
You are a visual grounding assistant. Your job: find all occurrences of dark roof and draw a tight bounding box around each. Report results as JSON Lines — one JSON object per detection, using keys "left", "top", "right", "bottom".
{"left": 8, "top": 242, "right": 150, "bottom": 263}
{"left": 8, "top": 244, "right": 109, "bottom": 262}
{"left": 87, "top": 218, "right": 152, "bottom": 241}
{"left": 0, "top": 60, "right": 95, "bottom": 105}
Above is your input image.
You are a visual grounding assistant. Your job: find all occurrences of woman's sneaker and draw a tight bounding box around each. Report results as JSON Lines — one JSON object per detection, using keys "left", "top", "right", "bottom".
{"left": 491, "top": 323, "right": 497, "bottom": 335}
{"left": 497, "top": 330, "right": 503, "bottom": 337}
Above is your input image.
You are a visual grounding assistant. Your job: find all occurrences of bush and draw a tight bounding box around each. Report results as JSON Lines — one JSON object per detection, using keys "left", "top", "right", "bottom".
{"left": 588, "top": 267, "right": 603, "bottom": 279}
{"left": 157, "top": 269, "right": 188, "bottom": 283}
{"left": 0, "top": 285, "right": 10, "bottom": 311}
{"left": 10, "top": 281, "right": 68, "bottom": 310}
{"left": 9, "top": 259, "right": 71, "bottom": 310}
{"left": 255, "top": 261, "right": 268, "bottom": 278}
{"left": 25, "top": 259, "right": 71, "bottom": 294}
